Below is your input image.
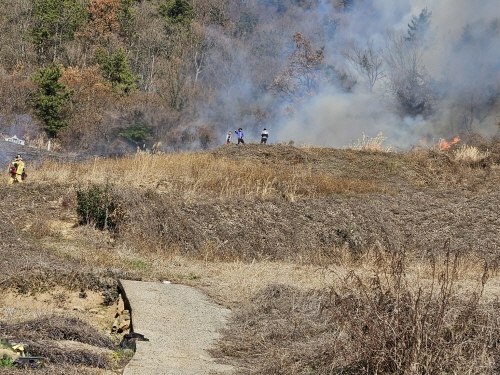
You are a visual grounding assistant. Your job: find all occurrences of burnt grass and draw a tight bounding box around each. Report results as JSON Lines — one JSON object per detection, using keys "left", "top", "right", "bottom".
{"left": 1, "top": 136, "right": 500, "bottom": 373}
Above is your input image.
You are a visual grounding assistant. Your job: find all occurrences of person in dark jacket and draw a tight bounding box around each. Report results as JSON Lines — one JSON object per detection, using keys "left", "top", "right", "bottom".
{"left": 235, "top": 128, "right": 244, "bottom": 145}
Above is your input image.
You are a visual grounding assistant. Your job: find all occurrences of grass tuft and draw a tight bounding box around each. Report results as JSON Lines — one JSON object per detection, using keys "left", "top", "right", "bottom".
{"left": 344, "top": 132, "right": 392, "bottom": 152}
{"left": 454, "top": 144, "right": 489, "bottom": 162}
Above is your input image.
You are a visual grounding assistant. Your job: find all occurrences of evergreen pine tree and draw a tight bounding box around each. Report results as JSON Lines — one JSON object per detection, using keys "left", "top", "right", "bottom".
{"left": 31, "top": 63, "right": 72, "bottom": 138}
{"left": 95, "top": 48, "right": 137, "bottom": 95}
{"left": 159, "top": 0, "right": 195, "bottom": 25}
{"left": 406, "top": 7, "right": 432, "bottom": 43}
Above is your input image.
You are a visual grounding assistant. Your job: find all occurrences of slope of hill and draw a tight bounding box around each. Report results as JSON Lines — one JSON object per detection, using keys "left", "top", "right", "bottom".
{"left": 1, "top": 142, "right": 500, "bottom": 374}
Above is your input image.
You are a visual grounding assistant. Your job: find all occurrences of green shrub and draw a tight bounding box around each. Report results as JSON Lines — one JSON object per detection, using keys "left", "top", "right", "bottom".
{"left": 119, "top": 123, "right": 153, "bottom": 147}
{"left": 0, "top": 354, "right": 14, "bottom": 367}
{"left": 76, "top": 185, "right": 121, "bottom": 231}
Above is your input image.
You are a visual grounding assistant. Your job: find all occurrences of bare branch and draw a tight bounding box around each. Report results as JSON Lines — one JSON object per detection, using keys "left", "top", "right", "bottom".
{"left": 342, "top": 39, "right": 385, "bottom": 92}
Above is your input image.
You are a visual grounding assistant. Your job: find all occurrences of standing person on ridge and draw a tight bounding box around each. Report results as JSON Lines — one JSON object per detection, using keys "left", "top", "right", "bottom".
{"left": 225, "top": 131, "right": 232, "bottom": 145}
{"left": 235, "top": 128, "right": 244, "bottom": 145}
{"left": 260, "top": 128, "right": 269, "bottom": 144}
{"left": 7, "top": 154, "right": 25, "bottom": 184}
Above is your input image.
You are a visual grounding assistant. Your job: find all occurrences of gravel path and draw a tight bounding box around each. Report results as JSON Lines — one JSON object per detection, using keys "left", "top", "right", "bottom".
{"left": 119, "top": 280, "right": 234, "bottom": 375}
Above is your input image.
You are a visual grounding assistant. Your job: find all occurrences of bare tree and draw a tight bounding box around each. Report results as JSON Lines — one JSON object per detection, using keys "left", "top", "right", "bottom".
{"left": 382, "top": 29, "right": 434, "bottom": 118}
{"left": 269, "top": 32, "right": 324, "bottom": 104}
{"left": 0, "top": 0, "right": 37, "bottom": 73}
{"left": 342, "top": 39, "right": 384, "bottom": 92}
{"left": 454, "top": 83, "right": 500, "bottom": 134}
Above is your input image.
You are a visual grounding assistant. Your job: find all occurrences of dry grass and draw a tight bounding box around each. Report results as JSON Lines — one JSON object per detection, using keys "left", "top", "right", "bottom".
{"left": 454, "top": 144, "right": 489, "bottom": 162}
{"left": 30, "top": 150, "right": 384, "bottom": 201}
{"left": 344, "top": 132, "right": 392, "bottom": 152}
{"left": 2, "top": 141, "right": 500, "bottom": 374}
{"left": 214, "top": 247, "right": 500, "bottom": 375}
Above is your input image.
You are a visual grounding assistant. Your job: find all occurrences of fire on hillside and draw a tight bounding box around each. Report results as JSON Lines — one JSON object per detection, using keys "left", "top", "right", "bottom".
{"left": 414, "top": 135, "right": 461, "bottom": 151}
{"left": 439, "top": 136, "right": 461, "bottom": 150}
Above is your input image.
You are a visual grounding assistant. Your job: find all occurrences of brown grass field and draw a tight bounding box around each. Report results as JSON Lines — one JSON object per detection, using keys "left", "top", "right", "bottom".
{"left": 1, "top": 136, "right": 500, "bottom": 374}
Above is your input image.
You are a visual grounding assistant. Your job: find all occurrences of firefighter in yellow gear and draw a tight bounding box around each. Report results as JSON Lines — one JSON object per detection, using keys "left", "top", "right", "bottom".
{"left": 7, "top": 154, "right": 25, "bottom": 184}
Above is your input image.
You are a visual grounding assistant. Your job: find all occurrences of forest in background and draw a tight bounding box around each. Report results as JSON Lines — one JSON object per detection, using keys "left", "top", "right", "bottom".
{"left": 0, "top": 0, "right": 499, "bottom": 154}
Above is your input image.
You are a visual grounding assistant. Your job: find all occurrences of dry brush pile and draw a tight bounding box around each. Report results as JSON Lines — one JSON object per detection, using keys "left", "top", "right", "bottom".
{"left": 0, "top": 315, "right": 114, "bottom": 369}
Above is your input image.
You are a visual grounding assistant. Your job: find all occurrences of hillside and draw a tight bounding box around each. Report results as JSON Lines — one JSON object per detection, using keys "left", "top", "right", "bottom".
{"left": 1, "top": 140, "right": 500, "bottom": 373}
{"left": 1, "top": 1, "right": 500, "bottom": 154}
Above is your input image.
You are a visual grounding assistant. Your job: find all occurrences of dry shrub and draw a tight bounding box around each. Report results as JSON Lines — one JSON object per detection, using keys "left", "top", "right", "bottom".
{"left": 0, "top": 365, "right": 102, "bottom": 374}
{"left": 454, "top": 144, "right": 489, "bottom": 163}
{"left": 0, "top": 315, "right": 114, "bottom": 348}
{"left": 30, "top": 216, "right": 56, "bottom": 239}
{"left": 344, "top": 132, "right": 391, "bottom": 152}
{"left": 0, "top": 315, "right": 114, "bottom": 369}
{"left": 26, "top": 341, "right": 110, "bottom": 369}
{"left": 215, "top": 245, "right": 500, "bottom": 374}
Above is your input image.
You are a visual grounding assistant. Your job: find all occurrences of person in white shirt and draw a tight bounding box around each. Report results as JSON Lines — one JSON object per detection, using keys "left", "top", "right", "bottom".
{"left": 260, "top": 128, "right": 269, "bottom": 144}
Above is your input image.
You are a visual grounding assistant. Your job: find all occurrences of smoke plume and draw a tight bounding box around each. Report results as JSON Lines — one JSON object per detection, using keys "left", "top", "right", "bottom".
{"left": 212, "top": 0, "right": 500, "bottom": 149}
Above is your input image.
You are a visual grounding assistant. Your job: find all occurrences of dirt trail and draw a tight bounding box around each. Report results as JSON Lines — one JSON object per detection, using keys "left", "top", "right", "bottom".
{"left": 119, "top": 280, "right": 234, "bottom": 375}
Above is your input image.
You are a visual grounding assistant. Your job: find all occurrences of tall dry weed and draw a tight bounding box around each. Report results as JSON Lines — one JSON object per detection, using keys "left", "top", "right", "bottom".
{"left": 344, "top": 132, "right": 392, "bottom": 152}
{"left": 216, "top": 243, "right": 500, "bottom": 375}
{"left": 31, "top": 151, "right": 383, "bottom": 200}
{"left": 454, "top": 144, "right": 489, "bottom": 162}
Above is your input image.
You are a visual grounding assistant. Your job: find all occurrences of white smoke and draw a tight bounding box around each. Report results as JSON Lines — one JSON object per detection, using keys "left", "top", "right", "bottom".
{"left": 268, "top": 0, "right": 500, "bottom": 148}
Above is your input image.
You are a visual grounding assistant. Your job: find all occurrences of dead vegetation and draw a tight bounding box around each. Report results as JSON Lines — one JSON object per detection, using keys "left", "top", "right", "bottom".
{"left": 0, "top": 315, "right": 115, "bottom": 370}
{"left": 1, "top": 137, "right": 500, "bottom": 373}
{"left": 0, "top": 316, "right": 114, "bottom": 347}
{"left": 0, "top": 366, "right": 103, "bottom": 375}
{"left": 215, "top": 246, "right": 500, "bottom": 374}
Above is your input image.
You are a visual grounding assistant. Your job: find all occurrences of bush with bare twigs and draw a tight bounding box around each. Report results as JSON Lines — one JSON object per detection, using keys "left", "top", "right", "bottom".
{"left": 215, "top": 244, "right": 500, "bottom": 374}
{"left": 0, "top": 315, "right": 114, "bottom": 369}
{"left": 0, "top": 365, "right": 102, "bottom": 374}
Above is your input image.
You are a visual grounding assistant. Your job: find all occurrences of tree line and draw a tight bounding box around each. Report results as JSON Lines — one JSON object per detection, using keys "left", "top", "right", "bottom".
{"left": 0, "top": 0, "right": 498, "bottom": 153}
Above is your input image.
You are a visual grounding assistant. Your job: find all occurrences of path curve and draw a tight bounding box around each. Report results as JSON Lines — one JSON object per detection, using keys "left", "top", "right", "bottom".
{"left": 119, "top": 280, "right": 234, "bottom": 375}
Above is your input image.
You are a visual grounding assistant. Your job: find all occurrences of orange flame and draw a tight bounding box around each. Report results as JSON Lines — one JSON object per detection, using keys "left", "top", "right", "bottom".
{"left": 439, "top": 136, "right": 460, "bottom": 150}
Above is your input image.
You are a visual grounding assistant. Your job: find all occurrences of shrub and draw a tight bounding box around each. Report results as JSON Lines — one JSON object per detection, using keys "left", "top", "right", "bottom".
{"left": 454, "top": 144, "right": 489, "bottom": 162}
{"left": 76, "top": 185, "right": 122, "bottom": 231}
{"left": 0, "top": 354, "right": 14, "bottom": 367}
{"left": 119, "top": 123, "right": 153, "bottom": 147}
{"left": 217, "top": 244, "right": 499, "bottom": 374}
